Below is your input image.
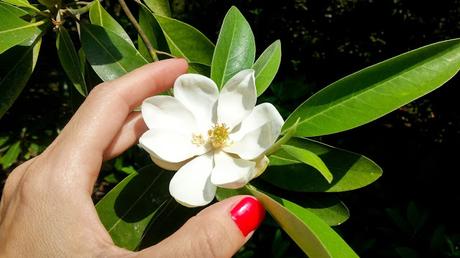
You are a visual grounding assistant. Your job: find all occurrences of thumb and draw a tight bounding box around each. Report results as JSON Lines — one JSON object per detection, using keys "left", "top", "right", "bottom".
{"left": 137, "top": 196, "right": 265, "bottom": 258}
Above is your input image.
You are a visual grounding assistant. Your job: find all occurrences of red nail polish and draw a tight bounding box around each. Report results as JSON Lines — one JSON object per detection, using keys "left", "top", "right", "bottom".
{"left": 230, "top": 197, "right": 265, "bottom": 237}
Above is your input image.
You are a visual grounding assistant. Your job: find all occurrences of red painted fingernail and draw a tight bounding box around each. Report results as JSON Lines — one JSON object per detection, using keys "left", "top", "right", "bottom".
{"left": 230, "top": 197, "right": 265, "bottom": 237}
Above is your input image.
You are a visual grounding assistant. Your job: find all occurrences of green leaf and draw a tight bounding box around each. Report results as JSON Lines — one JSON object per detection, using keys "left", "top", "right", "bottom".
{"left": 0, "top": 1, "right": 29, "bottom": 16}
{"left": 0, "top": 31, "right": 42, "bottom": 119}
{"left": 0, "top": 4, "right": 44, "bottom": 54}
{"left": 153, "top": 14, "right": 214, "bottom": 65}
{"left": 143, "top": 0, "right": 170, "bottom": 16}
{"left": 89, "top": 0, "right": 134, "bottom": 46}
{"left": 283, "top": 38, "right": 460, "bottom": 137}
{"left": 78, "top": 48, "right": 86, "bottom": 78}
{"left": 96, "top": 165, "right": 174, "bottom": 250}
{"left": 216, "top": 188, "right": 349, "bottom": 226}
{"left": 0, "top": 136, "right": 9, "bottom": 148}
{"left": 188, "top": 63, "right": 210, "bottom": 76}
{"left": 252, "top": 40, "right": 281, "bottom": 96}
{"left": 138, "top": 6, "right": 168, "bottom": 61}
{"left": 57, "top": 27, "right": 87, "bottom": 96}
{"left": 281, "top": 144, "right": 333, "bottom": 183}
{"left": 291, "top": 195, "right": 349, "bottom": 226}
{"left": 0, "top": 141, "right": 21, "bottom": 169}
{"left": 211, "top": 6, "right": 256, "bottom": 88}
{"left": 2, "top": 0, "right": 41, "bottom": 12}
{"left": 263, "top": 137, "right": 382, "bottom": 192}
{"left": 247, "top": 186, "right": 358, "bottom": 258}
{"left": 80, "top": 24, "right": 148, "bottom": 82}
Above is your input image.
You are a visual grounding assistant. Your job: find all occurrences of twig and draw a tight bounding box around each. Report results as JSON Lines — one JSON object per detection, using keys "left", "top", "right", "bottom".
{"left": 118, "top": 0, "right": 159, "bottom": 61}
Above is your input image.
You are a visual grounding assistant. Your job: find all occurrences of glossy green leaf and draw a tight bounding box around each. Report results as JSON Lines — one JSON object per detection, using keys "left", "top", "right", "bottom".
{"left": 0, "top": 1, "right": 31, "bottom": 16}
{"left": 153, "top": 14, "right": 214, "bottom": 65}
{"left": 248, "top": 186, "right": 358, "bottom": 257}
{"left": 89, "top": 0, "right": 134, "bottom": 46}
{"left": 263, "top": 137, "right": 382, "bottom": 192}
{"left": 143, "top": 0, "right": 170, "bottom": 16}
{"left": 138, "top": 6, "right": 168, "bottom": 61}
{"left": 1, "top": 0, "right": 39, "bottom": 11}
{"left": 252, "top": 40, "right": 281, "bottom": 96}
{"left": 0, "top": 4, "right": 43, "bottom": 54}
{"left": 0, "top": 141, "right": 21, "bottom": 169}
{"left": 216, "top": 188, "right": 349, "bottom": 226}
{"left": 96, "top": 165, "right": 174, "bottom": 250}
{"left": 211, "top": 6, "right": 256, "bottom": 88}
{"left": 188, "top": 63, "right": 210, "bottom": 76}
{"left": 283, "top": 39, "right": 460, "bottom": 137}
{"left": 57, "top": 27, "right": 87, "bottom": 96}
{"left": 281, "top": 144, "right": 333, "bottom": 183}
{"left": 0, "top": 31, "right": 42, "bottom": 119}
{"left": 80, "top": 24, "right": 148, "bottom": 81}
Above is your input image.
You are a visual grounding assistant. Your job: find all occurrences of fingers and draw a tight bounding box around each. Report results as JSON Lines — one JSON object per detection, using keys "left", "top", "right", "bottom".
{"left": 137, "top": 196, "right": 265, "bottom": 258}
{"left": 58, "top": 58, "right": 188, "bottom": 156}
{"left": 103, "top": 112, "right": 147, "bottom": 160}
{"left": 45, "top": 59, "right": 188, "bottom": 189}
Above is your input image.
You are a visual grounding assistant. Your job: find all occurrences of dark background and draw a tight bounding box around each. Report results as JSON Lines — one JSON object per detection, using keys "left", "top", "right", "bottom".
{"left": 1, "top": 0, "right": 459, "bottom": 257}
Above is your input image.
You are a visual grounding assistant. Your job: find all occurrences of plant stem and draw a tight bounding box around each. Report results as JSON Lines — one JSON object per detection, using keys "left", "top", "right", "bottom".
{"left": 265, "top": 119, "right": 299, "bottom": 156}
{"left": 118, "top": 0, "right": 159, "bottom": 61}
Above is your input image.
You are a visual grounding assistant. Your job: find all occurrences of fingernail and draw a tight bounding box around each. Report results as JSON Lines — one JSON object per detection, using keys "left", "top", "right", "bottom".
{"left": 230, "top": 196, "right": 265, "bottom": 237}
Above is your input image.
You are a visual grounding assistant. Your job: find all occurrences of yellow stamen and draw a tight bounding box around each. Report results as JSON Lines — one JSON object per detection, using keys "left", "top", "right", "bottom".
{"left": 208, "top": 123, "right": 229, "bottom": 149}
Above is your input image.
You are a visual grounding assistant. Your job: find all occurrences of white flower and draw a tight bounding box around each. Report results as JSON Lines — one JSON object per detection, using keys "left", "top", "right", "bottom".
{"left": 139, "top": 69, "right": 284, "bottom": 207}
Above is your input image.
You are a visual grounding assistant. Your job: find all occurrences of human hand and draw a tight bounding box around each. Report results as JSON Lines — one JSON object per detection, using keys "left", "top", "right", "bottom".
{"left": 0, "top": 59, "right": 265, "bottom": 257}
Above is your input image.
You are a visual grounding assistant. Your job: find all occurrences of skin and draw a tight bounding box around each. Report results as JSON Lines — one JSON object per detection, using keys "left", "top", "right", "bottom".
{"left": 0, "top": 59, "right": 253, "bottom": 258}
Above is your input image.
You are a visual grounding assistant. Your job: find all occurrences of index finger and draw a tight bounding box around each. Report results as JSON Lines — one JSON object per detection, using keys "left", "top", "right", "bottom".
{"left": 49, "top": 59, "right": 188, "bottom": 182}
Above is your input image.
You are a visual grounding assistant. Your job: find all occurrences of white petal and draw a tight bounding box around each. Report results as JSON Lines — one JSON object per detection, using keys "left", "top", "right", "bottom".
{"left": 217, "top": 69, "right": 257, "bottom": 129}
{"left": 224, "top": 122, "right": 274, "bottom": 160}
{"left": 141, "top": 95, "right": 197, "bottom": 134}
{"left": 149, "top": 154, "right": 188, "bottom": 171}
{"left": 211, "top": 151, "right": 256, "bottom": 189}
{"left": 230, "top": 103, "right": 284, "bottom": 142}
{"left": 139, "top": 129, "right": 208, "bottom": 163}
{"left": 169, "top": 153, "right": 216, "bottom": 207}
{"left": 174, "top": 73, "right": 219, "bottom": 130}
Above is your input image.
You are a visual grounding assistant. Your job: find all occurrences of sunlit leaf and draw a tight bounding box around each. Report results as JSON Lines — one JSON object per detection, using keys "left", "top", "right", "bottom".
{"left": 211, "top": 6, "right": 255, "bottom": 88}
{"left": 264, "top": 137, "right": 382, "bottom": 192}
{"left": 0, "top": 31, "right": 42, "bottom": 119}
{"left": 281, "top": 144, "right": 333, "bottom": 183}
{"left": 253, "top": 40, "right": 281, "bottom": 96}
{"left": 57, "top": 27, "right": 87, "bottom": 96}
{"left": 89, "top": 0, "right": 134, "bottom": 46}
{"left": 153, "top": 14, "right": 214, "bottom": 65}
{"left": 96, "top": 165, "right": 173, "bottom": 250}
{"left": 143, "top": 0, "right": 170, "bottom": 17}
{"left": 0, "top": 141, "right": 21, "bottom": 169}
{"left": 283, "top": 39, "right": 460, "bottom": 137}
{"left": 0, "top": 4, "right": 44, "bottom": 54}
{"left": 80, "top": 24, "right": 148, "bottom": 81}
{"left": 1, "top": 0, "right": 40, "bottom": 12}
{"left": 248, "top": 186, "right": 358, "bottom": 257}
{"left": 216, "top": 188, "right": 349, "bottom": 226}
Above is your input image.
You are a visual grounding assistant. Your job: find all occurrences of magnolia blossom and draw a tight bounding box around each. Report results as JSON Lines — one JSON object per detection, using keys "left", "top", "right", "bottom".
{"left": 139, "top": 69, "right": 283, "bottom": 207}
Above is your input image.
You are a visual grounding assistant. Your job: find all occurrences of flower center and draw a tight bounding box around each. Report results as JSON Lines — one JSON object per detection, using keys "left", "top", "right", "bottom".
{"left": 208, "top": 123, "right": 230, "bottom": 149}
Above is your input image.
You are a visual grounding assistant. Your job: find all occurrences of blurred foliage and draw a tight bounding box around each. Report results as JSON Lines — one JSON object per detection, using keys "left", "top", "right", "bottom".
{"left": 1, "top": 0, "right": 460, "bottom": 257}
